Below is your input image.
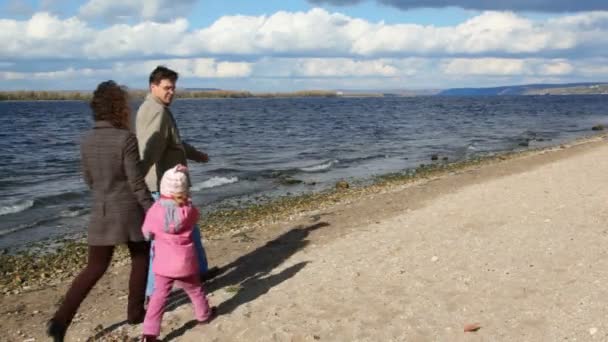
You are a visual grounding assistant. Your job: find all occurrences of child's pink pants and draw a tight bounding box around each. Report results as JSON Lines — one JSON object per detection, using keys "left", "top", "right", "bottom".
{"left": 142, "top": 274, "right": 211, "bottom": 336}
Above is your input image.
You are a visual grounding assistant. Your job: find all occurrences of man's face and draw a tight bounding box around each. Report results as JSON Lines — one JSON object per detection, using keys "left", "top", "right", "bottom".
{"left": 150, "top": 79, "right": 176, "bottom": 105}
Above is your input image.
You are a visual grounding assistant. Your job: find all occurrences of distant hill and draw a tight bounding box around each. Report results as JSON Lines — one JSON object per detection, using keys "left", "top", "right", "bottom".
{"left": 336, "top": 88, "right": 441, "bottom": 97}
{"left": 438, "top": 82, "right": 608, "bottom": 96}
{"left": 183, "top": 87, "right": 221, "bottom": 91}
{"left": 336, "top": 83, "right": 608, "bottom": 97}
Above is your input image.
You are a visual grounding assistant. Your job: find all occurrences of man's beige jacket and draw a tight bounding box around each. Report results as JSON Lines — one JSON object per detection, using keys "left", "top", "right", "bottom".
{"left": 135, "top": 94, "right": 197, "bottom": 192}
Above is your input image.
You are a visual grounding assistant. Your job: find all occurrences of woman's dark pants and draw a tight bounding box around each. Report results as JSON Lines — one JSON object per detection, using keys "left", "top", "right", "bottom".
{"left": 52, "top": 241, "right": 150, "bottom": 327}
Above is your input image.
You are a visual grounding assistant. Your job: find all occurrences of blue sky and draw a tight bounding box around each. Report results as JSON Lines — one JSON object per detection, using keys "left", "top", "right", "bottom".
{"left": 4, "top": 0, "right": 479, "bottom": 26}
{"left": 189, "top": 1, "right": 479, "bottom": 27}
{"left": 1, "top": 0, "right": 608, "bottom": 91}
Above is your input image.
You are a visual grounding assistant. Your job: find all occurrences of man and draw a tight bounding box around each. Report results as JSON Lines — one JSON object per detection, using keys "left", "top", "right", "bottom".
{"left": 136, "top": 66, "right": 218, "bottom": 297}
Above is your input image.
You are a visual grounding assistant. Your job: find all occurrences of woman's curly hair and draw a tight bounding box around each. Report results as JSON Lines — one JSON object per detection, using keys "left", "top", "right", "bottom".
{"left": 90, "top": 80, "right": 130, "bottom": 129}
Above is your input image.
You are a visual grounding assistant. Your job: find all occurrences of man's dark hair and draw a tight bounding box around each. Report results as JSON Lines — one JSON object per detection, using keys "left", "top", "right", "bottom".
{"left": 149, "top": 65, "right": 178, "bottom": 85}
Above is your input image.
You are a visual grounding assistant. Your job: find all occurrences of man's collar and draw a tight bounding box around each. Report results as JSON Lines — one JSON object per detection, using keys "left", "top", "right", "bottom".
{"left": 93, "top": 120, "right": 114, "bottom": 128}
{"left": 146, "top": 93, "right": 167, "bottom": 107}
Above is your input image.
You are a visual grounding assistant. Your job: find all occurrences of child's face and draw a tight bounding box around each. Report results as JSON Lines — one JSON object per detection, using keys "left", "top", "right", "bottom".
{"left": 173, "top": 193, "right": 188, "bottom": 205}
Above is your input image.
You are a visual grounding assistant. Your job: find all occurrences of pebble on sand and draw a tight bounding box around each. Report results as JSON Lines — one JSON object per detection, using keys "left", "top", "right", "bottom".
{"left": 464, "top": 323, "right": 481, "bottom": 332}
{"left": 336, "top": 181, "right": 350, "bottom": 190}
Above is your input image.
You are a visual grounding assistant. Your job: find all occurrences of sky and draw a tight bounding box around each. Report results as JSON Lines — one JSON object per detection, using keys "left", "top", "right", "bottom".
{"left": 2, "top": 0, "right": 608, "bottom": 91}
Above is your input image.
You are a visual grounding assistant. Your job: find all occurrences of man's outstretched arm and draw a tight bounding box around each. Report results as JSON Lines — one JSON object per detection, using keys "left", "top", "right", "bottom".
{"left": 183, "top": 141, "right": 209, "bottom": 163}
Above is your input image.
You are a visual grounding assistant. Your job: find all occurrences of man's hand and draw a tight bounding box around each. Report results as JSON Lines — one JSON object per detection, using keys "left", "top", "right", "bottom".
{"left": 183, "top": 142, "right": 209, "bottom": 163}
{"left": 192, "top": 150, "right": 209, "bottom": 163}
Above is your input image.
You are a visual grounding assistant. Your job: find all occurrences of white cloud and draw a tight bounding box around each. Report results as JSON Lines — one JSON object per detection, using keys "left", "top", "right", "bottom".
{"left": 441, "top": 58, "right": 575, "bottom": 76}
{"left": 296, "top": 59, "right": 399, "bottom": 77}
{"left": 83, "top": 19, "right": 189, "bottom": 58}
{"left": 577, "top": 58, "right": 608, "bottom": 77}
{"left": 0, "top": 58, "right": 251, "bottom": 83}
{"left": 79, "top": 0, "right": 197, "bottom": 22}
{"left": 178, "top": 9, "right": 359, "bottom": 55}
{"left": 2, "top": 8, "right": 608, "bottom": 89}
{"left": 310, "top": 0, "right": 608, "bottom": 12}
{"left": 122, "top": 9, "right": 608, "bottom": 58}
{"left": 4, "top": 9, "right": 608, "bottom": 61}
{"left": 253, "top": 57, "right": 422, "bottom": 77}
{"left": 215, "top": 62, "right": 253, "bottom": 78}
{"left": 442, "top": 58, "right": 526, "bottom": 76}
{"left": 152, "top": 59, "right": 253, "bottom": 78}
{"left": 351, "top": 11, "right": 582, "bottom": 56}
{"left": 1, "top": 57, "right": 606, "bottom": 90}
{"left": 0, "top": 67, "right": 111, "bottom": 81}
{"left": 114, "top": 58, "right": 253, "bottom": 79}
{"left": 0, "top": 12, "right": 92, "bottom": 58}
{"left": 539, "top": 60, "right": 574, "bottom": 75}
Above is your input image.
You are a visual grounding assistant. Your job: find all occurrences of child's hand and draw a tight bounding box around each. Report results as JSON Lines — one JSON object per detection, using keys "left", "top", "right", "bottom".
{"left": 144, "top": 231, "right": 154, "bottom": 241}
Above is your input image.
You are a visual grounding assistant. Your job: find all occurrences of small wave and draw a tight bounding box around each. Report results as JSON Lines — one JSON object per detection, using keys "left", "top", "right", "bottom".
{"left": 0, "top": 218, "right": 47, "bottom": 237}
{"left": 208, "top": 167, "right": 242, "bottom": 174}
{"left": 299, "top": 160, "right": 338, "bottom": 172}
{"left": 0, "top": 225, "right": 32, "bottom": 237}
{"left": 0, "top": 199, "right": 34, "bottom": 216}
{"left": 36, "top": 190, "right": 86, "bottom": 204}
{"left": 60, "top": 206, "right": 89, "bottom": 218}
{"left": 0, "top": 207, "right": 89, "bottom": 238}
{"left": 192, "top": 177, "right": 239, "bottom": 191}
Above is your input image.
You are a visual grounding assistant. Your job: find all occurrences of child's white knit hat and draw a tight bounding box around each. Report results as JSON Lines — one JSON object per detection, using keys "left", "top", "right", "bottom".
{"left": 160, "top": 164, "right": 189, "bottom": 196}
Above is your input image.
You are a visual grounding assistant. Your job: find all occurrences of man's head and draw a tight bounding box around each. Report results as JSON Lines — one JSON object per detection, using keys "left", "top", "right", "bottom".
{"left": 149, "top": 66, "right": 178, "bottom": 105}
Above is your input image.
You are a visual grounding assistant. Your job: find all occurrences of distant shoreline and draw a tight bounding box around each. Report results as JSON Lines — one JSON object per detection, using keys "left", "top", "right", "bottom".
{"left": 3, "top": 82, "right": 608, "bottom": 101}
{"left": 0, "top": 90, "right": 342, "bottom": 101}
{"left": 3, "top": 88, "right": 608, "bottom": 101}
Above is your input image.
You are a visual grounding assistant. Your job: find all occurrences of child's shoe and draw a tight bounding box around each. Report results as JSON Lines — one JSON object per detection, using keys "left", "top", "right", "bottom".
{"left": 141, "top": 334, "right": 157, "bottom": 342}
{"left": 199, "top": 306, "right": 218, "bottom": 325}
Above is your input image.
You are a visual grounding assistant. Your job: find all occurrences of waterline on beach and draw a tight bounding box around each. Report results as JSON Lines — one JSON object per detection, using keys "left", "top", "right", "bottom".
{"left": 192, "top": 176, "right": 239, "bottom": 191}
{"left": 299, "top": 160, "right": 339, "bottom": 172}
{"left": 0, "top": 199, "right": 34, "bottom": 216}
{"left": 1, "top": 133, "right": 605, "bottom": 295}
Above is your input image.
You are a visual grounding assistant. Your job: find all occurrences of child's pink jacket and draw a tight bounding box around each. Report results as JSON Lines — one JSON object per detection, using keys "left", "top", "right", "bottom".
{"left": 142, "top": 198, "right": 200, "bottom": 278}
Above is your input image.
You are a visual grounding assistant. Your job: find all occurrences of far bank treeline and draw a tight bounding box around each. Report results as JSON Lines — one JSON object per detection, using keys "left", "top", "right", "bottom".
{"left": 0, "top": 89, "right": 339, "bottom": 101}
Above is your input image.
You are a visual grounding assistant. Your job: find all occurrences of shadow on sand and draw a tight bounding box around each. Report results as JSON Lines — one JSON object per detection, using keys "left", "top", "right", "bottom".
{"left": 89, "top": 221, "right": 328, "bottom": 341}
{"left": 162, "top": 222, "right": 328, "bottom": 341}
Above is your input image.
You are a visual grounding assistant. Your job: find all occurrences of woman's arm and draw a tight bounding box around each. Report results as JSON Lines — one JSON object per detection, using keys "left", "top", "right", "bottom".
{"left": 123, "top": 133, "right": 154, "bottom": 211}
{"left": 80, "top": 143, "right": 93, "bottom": 188}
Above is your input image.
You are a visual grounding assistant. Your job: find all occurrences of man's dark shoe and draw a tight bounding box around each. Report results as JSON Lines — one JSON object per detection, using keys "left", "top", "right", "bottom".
{"left": 127, "top": 312, "right": 146, "bottom": 325}
{"left": 47, "top": 319, "right": 66, "bottom": 342}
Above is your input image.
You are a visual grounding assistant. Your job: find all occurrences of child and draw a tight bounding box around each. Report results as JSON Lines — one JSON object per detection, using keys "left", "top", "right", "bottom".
{"left": 141, "top": 165, "right": 216, "bottom": 341}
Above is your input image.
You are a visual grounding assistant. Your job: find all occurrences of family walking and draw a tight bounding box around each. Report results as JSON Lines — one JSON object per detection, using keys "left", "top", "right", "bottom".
{"left": 47, "top": 66, "right": 219, "bottom": 341}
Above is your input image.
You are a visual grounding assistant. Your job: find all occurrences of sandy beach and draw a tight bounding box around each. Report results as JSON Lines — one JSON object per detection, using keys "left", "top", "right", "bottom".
{"left": 2, "top": 135, "right": 608, "bottom": 341}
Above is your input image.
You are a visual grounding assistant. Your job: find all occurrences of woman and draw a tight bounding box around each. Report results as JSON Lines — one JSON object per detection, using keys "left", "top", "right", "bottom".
{"left": 47, "top": 81, "right": 154, "bottom": 341}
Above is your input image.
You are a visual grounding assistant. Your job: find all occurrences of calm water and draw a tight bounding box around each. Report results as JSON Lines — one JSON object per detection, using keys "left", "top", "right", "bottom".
{"left": 1, "top": 96, "right": 607, "bottom": 250}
